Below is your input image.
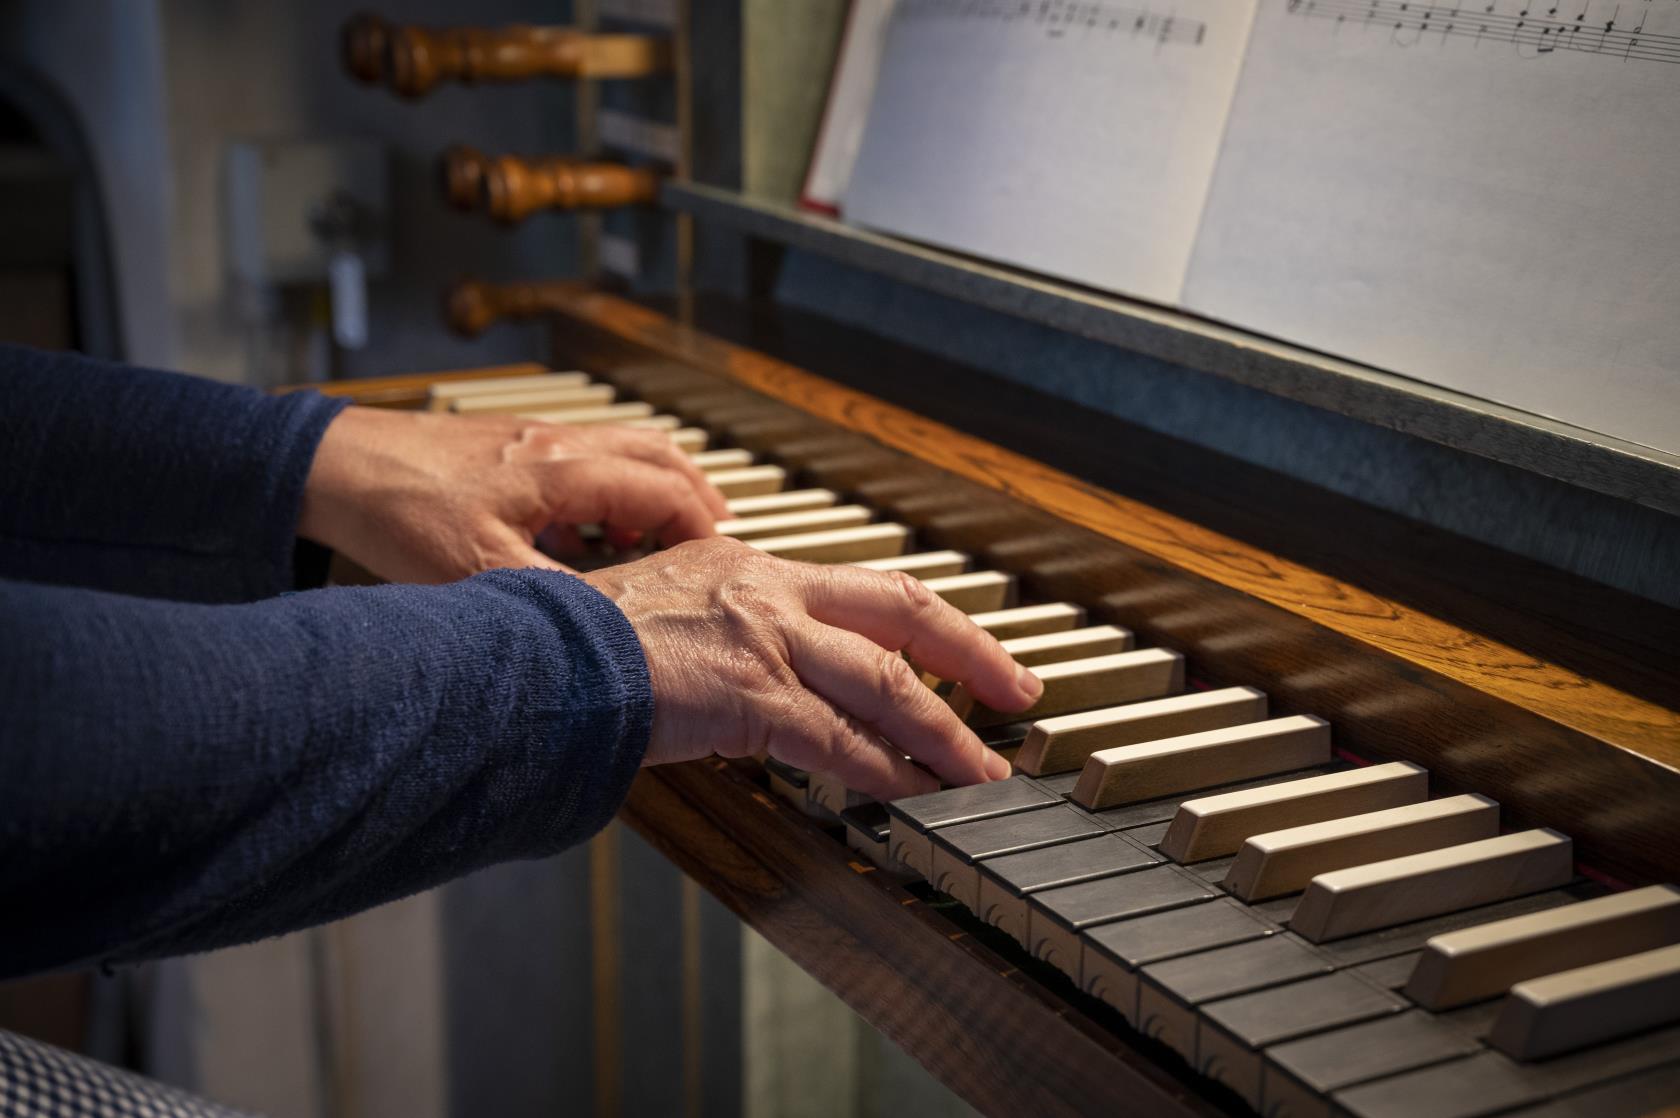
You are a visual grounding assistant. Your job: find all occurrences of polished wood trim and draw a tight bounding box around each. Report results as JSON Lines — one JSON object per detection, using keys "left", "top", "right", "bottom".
{"left": 538, "top": 288, "right": 1680, "bottom": 763}
{"left": 288, "top": 362, "right": 553, "bottom": 408}
{"left": 620, "top": 757, "right": 1231, "bottom": 1118}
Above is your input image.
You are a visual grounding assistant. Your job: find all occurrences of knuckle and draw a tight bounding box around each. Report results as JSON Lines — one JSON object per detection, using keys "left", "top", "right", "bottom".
{"left": 875, "top": 653, "right": 925, "bottom": 714}
{"left": 887, "top": 569, "right": 938, "bottom": 622}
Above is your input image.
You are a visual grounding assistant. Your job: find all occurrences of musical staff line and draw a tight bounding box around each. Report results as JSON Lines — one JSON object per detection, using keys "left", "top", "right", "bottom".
{"left": 1285, "top": 0, "right": 1680, "bottom": 63}
{"left": 900, "top": 0, "right": 1208, "bottom": 48}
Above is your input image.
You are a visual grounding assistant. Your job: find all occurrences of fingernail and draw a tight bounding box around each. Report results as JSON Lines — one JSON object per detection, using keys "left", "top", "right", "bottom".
{"left": 985, "top": 750, "right": 1012, "bottom": 781}
{"left": 1016, "top": 664, "right": 1043, "bottom": 703}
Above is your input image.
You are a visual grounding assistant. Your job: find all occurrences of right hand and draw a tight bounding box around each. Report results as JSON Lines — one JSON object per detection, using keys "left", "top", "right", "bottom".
{"left": 584, "top": 538, "right": 1043, "bottom": 800}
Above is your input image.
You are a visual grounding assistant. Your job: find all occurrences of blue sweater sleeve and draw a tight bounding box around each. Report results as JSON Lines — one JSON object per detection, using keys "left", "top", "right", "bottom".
{"left": 0, "top": 569, "right": 653, "bottom": 980}
{"left": 0, "top": 343, "right": 349, "bottom": 603}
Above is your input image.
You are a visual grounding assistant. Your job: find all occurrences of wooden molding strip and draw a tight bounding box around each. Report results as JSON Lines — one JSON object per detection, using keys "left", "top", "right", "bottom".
{"left": 525, "top": 288, "right": 1680, "bottom": 767}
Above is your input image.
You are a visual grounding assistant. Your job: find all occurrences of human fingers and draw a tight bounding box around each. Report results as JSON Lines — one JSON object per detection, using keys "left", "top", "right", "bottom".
{"left": 797, "top": 566, "right": 1040, "bottom": 714}
{"left": 539, "top": 457, "right": 716, "bottom": 547}
{"left": 783, "top": 618, "right": 1010, "bottom": 787}
{"left": 766, "top": 685, "right": 940, "bottom": 802}
{"left": 573, "top": 425, "right": 730, "bottom": 520}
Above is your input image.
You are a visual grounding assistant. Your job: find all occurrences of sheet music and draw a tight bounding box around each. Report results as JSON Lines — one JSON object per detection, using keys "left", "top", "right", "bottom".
{"left": 803, "top": 0, "right": 900, "bottom": 214}
{"left": 1183, "top": 0, "right": 1680, "bottom": 451}
{"left": 843, "top": 0, "right": 1257, "bottom": 303}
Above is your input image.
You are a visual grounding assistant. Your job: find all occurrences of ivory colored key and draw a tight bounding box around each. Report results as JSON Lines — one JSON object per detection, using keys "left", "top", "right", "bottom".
{"left": 1015, "top": 686, "right": 1268, "bottom": 777}
{"left": 967, "top": 602, "right": 1086, "bottom": 640}
{"left": 1000, "top": 626, "right": 1134, "bottom": 668}
{"left": 689, "top": 448, "right": 756, "bottom": 471}
{"left": 1225, "top": 793, "right": 1499, "bottom": 902}
{"left": 717, "top": 505, "right": 872, "bottom": 540}
{"left": 450, "top": 383, "right": 616, "bottom": 413}
{"left": 852, "top": 550, "right": 970, "bottom": 578}
{"left": 1291, "top": 829, "right": 1575, "bottom": 943}
{"left": 1071, "top": 714, "right": 1331, "bottom": 811}
{"left": 705, "top": 465, "right": 789, "bottom": 499}
{"left": 428, "top": 370, "right": 588, "bottom": 408}
{"left": 1406, "top": 885, "right": 1680, "bottom": 1011}
{"left": 670, "top": 427, "right": 708, "bottom": 452}
{"left": 724, "top": 488, "right": 838, "bottom": 518}
{"left": 1160, "top": 761, "right": 1429, "bottom": 864}
{"left": 623, "top": 415, "right": 683, "bottom": 432}
{"left": 950, "top": 648, "right": 1183, "bottom": 728}
{"left": 521, "top": 401, "right": 655, "bottom": 424}
{"left": 751, "top": 523, "right": 910, "bottom": 563}
{"left": 921, "top": 570, "right": 1016, "bottom": 613}
{"left": 1489, "top": 941, "right": 1680, "bottom": 1061}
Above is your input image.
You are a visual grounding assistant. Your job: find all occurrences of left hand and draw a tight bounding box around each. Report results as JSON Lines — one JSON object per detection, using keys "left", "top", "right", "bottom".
{"left": 298, "top": 406, "right": 728, "bottom": 583}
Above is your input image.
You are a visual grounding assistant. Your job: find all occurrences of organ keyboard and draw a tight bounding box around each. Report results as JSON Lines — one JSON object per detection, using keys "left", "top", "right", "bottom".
{"left": 306, "top": 290, "right": 1680, "bottom": 1118}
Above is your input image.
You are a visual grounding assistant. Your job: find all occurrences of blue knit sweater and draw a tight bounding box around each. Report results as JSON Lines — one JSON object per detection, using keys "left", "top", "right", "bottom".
{"left": 0, "top": 345, "right": 653, "bottom": 980}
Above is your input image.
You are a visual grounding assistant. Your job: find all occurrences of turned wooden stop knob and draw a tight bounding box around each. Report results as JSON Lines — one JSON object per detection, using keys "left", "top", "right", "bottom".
{"left": 482, "top": 156, "right": 659, "bottom": 223}
{"left": 439, "top": 145, "right": 489, "bottom": 212}
{"left": 364, "top": 22, "right": 669, "bottom": 98}
{"left": 446, "top": 279, "right": 586, "bottom": 337}
{"left": 342, "top": 12, "right": 391, "bottom": 84}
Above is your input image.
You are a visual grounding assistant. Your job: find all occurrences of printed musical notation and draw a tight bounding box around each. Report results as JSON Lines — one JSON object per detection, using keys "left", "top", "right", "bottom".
{"left": 1285, "top": 0, "right": 1680, "bottom": 63}
{"left": 898, "top": 0, "right": 1208, "bottom": 48}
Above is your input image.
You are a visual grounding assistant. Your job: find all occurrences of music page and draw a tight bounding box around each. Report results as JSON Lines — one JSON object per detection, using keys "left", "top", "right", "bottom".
{"left": 843, "top": 0, "right": 1258, "bottom": 304}
{"left": 1183, "top": 0, "right": 1680, "bottom": 451}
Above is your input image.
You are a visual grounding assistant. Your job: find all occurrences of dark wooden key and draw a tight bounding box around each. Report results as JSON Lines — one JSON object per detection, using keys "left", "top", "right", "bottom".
{"left": 1137, "top": 935, "right": 1337, "bottom": 1063}
{"left": 1027, "top": 864, "right": 1219, "bottom": 982}
{"left": 840, "top": 802, "right": 909, "bottom": 874}
{"left": 1332, "top": 1023, "right": 1680, "bottom": 1118}
{"left": 975, "top": 832, "right": 1161, "bottom": 944}
{"left": 1497, "top": 1062, "right": 1680, "bottom": 1118}
{"left": 929, "top": 804, "right": 1108, "bottom": 909}
{"left": 1081, "top": 897, "right": 1280, "bottom": 1024}
{"left": 1263, "top": 1007, "right": 1491, "bottom": 1118}
{"left": 884, "top": 777, "right": 1062, "bottom": 878}
{"left": 1198, "top": 970, "right": 1409, "bottom": 1109}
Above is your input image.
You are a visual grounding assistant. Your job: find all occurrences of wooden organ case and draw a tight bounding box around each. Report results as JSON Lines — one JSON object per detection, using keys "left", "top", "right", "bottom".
{"left": 333, "top": 9, "right": 1680, "bottom": 1118}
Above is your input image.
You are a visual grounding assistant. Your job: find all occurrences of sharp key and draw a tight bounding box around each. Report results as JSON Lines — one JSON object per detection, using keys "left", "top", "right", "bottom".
{"left": 1224, "top": 793, "right": 1500, "bottom": 902}
{"left": 1161, "top": 761, "right": 1429, "bottom": 863}
{"left": 451, "top": 383, "right": 616, "bottom": 413}
{"left": 949, "top": 648, "right": 1184, "bottom": 728}
{"left": 852, "top": 550, "right": 970, "bottom": 578}
{"left": 1407, "top": 884, "right": 1680, "bottom": 1011}
{"left": 428, "top": 370, "right": 588, "bottom": 408}
{"left": 1290, "top": 829, "right": 1575, "bottom": 943}
{"left": 1070, "top": 714, "right": 1330, "bottom": 810}
{"left": 705, "top": 464, "right": 789, "bottom": 499}
{"left": 716, "top": 505, "right": 872, "bottom": 540}
{"left": 1014, "top": 686, "right": 1268, "bottom": 777}
{"left": 623, "top": 415, "right": 682, "bottom": 432}
{"left": 723, "top": 488, "right": 837, "bottom": 517}
{"left": 920, "top": 570, "right": 1016, "bottom": 613}
{"left": 670, "top": 427, "right": 708, "bottom": 452}
{"left": 520, "top": 401, "right": 655, "bottom": 424}
{"left": 966, "top": 602, "right": 1086, "bottom": 640}
{"left": 1000, "top": 625, "right": 1134, "bottom": 667}
{"left": 749, "top": 522, "right": 910, "bottom": 562}
{"left": 689, "top": 447, "right": 756, "bottom": 471}
{"left": 1489, "top": 940, "right": 1680, "bottom": 1061}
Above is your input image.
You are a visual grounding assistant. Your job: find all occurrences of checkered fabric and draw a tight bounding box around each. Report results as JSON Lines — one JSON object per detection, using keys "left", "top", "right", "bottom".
{"left": 0, "top": 1030, "right": 259, "bottom": 1118}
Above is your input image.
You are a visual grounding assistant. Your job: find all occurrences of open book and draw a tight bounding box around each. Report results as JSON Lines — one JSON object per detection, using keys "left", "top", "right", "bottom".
{"left": 836, "top": 0, "right": 1680, "bottom": 454}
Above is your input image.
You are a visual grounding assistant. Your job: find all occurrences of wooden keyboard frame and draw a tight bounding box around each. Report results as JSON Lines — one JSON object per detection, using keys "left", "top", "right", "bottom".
{"left": 311, "top": 289, "right": 1680, "bottom": 1118}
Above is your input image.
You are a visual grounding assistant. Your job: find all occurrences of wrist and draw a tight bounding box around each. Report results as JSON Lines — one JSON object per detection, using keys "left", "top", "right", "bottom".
{"left": 297, "top": 404, "right": 381, "bottom": 554}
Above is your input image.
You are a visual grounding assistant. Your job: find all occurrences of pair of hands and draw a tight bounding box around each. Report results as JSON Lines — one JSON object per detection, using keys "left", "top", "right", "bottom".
{"left": 299, "top": 406, "right": 1039, "bottom": 799}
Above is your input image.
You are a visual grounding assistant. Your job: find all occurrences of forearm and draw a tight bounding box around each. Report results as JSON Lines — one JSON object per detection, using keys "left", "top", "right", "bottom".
{"left": 0, "top": 570, "right": 650, "bottom": 979}
{"left": 0, "top": 344, "right": 347, "bottom": 602}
